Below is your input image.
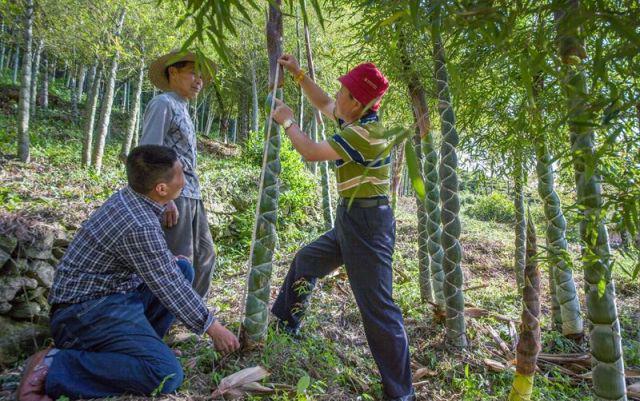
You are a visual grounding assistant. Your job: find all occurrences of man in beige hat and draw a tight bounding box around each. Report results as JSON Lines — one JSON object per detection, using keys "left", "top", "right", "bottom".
{"left": 141, "top": 50, "right": 216, "bottom": 299}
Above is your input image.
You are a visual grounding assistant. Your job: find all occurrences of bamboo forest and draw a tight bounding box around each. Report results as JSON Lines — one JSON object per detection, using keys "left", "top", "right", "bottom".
{"left": 0, "top": 1, "right": 638, "bottom": 400}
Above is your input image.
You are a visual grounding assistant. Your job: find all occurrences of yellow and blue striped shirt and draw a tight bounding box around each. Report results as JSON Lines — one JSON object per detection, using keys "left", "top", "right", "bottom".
{"left": 328, "top": 112, "right": 391, "bottom": 198}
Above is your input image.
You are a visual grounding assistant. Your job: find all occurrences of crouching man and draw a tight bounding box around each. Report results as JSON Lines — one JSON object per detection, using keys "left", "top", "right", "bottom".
{"left": 17, "top": 145, "right": 239, "bottom": 401}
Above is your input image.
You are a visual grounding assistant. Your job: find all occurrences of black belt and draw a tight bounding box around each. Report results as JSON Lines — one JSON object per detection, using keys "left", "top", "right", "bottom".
{"left": 50, "top": 302, "right": 73, "bottom": 316}
{"left": 339, "top": 196, "right": 389, "bottom": 208}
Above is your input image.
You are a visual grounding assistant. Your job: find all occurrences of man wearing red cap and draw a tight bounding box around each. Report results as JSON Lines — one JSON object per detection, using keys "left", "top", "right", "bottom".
{"left": 270, "top": 55, "right": 414, "bottom": 401}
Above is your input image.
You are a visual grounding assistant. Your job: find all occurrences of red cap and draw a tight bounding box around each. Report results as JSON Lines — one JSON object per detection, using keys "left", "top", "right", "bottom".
{"left": 338, "top": 63, "right": 389, "bottom": 111}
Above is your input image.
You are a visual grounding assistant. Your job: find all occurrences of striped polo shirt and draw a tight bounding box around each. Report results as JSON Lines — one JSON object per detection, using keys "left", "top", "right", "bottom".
{"left": 328, "top": 112, "right": 391, "bottom": 198}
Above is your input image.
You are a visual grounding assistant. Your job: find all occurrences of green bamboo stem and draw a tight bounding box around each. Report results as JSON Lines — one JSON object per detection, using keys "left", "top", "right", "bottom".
{"left": 242, "top": 1, "right": 283, "bottom": 346}
{"left": 514, "top": 159, "right": 526, "bottom": 293}
{"left": 557, "top": 1, "right": 627, "bottom": 399}
{"left": 414, "top": 133, "right": 433, "bottom": 302}
{"left": 535, "top": 140, "right": 583, "bottom": 337}
{"left": 432, "top": 9, "right": 467, "bottom": 347}
{"left": 423, "top": 134, "right": 446, "bottom": 309}
{"left": 508, "top": 216, "right": 541, "bottom": 401}
{"left": 400, "top": 29, "right": 445, "bottom": 309}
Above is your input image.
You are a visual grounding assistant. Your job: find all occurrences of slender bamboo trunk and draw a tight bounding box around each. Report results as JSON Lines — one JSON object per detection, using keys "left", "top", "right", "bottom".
{"left": 84, "top": 64, "right": 96, "bottom": 102}
{"left": 92, "top": 9, "right": 126, "bottom": 173}
{"left": 120, "top": 58, "right": 144, "bottom": 160}
{"left": 221, "top": 115, "right": 229, "bottom": 143}
{"left": 514, "top": 158, "right": 526, "bottom": 292}
{"left": 12, "top": 46, "right": 19, "bottom": 84}
{"left": 237, "top": 87, "right": 249, "bottom": 142}
{"left": 29, "top": 38, "right": 43, "bottom": 117}
{"left": 17, "top": 0, "right": 33, "bottom": 162}
{"left": 205, "top": 104, "right": 214, "bottom": 137}
{"left": 70, "top": 64, "right": 79, "bottom": 122}
{"left": 82, "top": 62, "right": 102, "bottom": 167}
{"left": 76, "top": 64, "right": 87, "bottom": 106}
{"left": 242, "top": 0, "right": 283, "bottom": 346}
{"left": 250, "top": 56, "right": 259, "bottom": 133}
{"left": 508, "top": 216, "right": 542, "bottom": 401}
{"left": 230, "top": 118, "right": 237, "bottom": 143}
{"left": 5, "top": 48, "right": 11, "bottom": 71}
{"left": 302, "top": 7, "right": 333, "bottom": 228}
{"left": 432, "top": 8, "right": 467, "bottom": 347}
{"left": 49, "top": 57, "right": 56, "bottom": 84}
{"left": 0, "top": 22, "right": 5, "bottom": 70}
{"left": 295, "top": 8, "right": 304, "bottom": 133}
{"left": 556, "top": 2, "right": 627, "bottom": 399}
{"left": 64, "top": 60, "right": 70, "bottom": 87}
{"left": 391, "top": 145, "right": 405, "bottom": 210}
{"left": 40, "top": 56, "right": 48, "bottom": 109}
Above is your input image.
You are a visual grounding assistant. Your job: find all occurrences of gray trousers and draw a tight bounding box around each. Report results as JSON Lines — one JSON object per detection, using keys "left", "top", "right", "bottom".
{"left": 164, "top": 196, "right": 215, "bottom": 298}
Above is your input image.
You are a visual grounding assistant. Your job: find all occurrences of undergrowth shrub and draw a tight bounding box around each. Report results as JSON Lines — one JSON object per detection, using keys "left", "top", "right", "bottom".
{"left": 465, "top": 192, "right": 516, "bottom": 223}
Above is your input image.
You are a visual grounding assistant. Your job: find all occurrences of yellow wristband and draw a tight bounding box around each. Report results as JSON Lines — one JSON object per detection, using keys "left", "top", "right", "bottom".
{"left": 294, "top": 69, "right": 306, "bottom": 84}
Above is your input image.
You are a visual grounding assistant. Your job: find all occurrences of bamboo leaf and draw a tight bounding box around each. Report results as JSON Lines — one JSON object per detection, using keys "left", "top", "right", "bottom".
{"left": 308, "top": 0, "right": 324, "bottom": 30}
{"left": 597, "top": 278, "right": 606, "bottom": 298}
{"left": 601, "top": 13, "right": 640, "bottom": 51}
{"left": 379, "top": 10, "right": 407, "bottom": 28}
{"left": 405, "top": 139, "right": 426, "bottom": 200}
{"left": 296, "top": 374, "right": 310, "bottom": 394}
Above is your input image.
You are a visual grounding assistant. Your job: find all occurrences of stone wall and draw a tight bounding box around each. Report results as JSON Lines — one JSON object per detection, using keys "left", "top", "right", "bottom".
{"left": 0, "top": 214, "right": 69, "bottom": 368}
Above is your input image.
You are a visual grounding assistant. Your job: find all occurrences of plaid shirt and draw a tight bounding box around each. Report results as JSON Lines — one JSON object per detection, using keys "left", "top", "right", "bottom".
{"left": 48, "top": 186, "right": 215, "bottom": 334}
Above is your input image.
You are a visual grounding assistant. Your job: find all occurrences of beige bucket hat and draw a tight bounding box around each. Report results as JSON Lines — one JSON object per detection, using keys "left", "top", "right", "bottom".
{"left": 148, "top": 49, "right": 216, "bottom": 91}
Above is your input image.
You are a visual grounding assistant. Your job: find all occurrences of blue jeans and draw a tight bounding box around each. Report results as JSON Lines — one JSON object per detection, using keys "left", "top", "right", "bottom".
{"left": 272, "top": 204, "right": 414, "bottom": 400}
{"left": 45, "top": 260, "right": 194, "bottom": 399}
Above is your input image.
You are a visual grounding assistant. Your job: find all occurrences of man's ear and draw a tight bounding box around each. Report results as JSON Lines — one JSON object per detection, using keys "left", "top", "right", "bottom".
{"left": 168, "top": 66, "right": 178, "bottom": 79}
{"left": 155, "top": 182, "right": 168, "bottom": 197}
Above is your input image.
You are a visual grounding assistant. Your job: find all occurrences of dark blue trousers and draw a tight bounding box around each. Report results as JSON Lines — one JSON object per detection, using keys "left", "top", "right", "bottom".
{"left": 45, "top": 260, "right": 194, "bottom": 399}
{"left": 272, "top": 204, "right": 413, "bottom": 399}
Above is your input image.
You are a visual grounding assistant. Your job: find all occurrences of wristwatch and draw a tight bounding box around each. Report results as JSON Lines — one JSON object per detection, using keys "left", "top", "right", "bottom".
{"left": 282, "top": 119, "right": 295, "bottom": 131}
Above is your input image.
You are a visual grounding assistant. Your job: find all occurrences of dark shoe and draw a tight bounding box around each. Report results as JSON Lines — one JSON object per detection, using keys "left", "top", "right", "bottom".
{"left": 16, "top": 347, "right": 53, "bottom": 401}
{"left": 385, "top": 389, "right": 416, "bottom": 401}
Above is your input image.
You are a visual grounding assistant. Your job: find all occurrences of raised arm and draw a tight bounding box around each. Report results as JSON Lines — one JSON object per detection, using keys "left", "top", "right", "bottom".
{"left": 278, "top": 55, "right": 336, "bottom": 122}
{"left": 271, "top": 98, "right": 340, "bottom": 162}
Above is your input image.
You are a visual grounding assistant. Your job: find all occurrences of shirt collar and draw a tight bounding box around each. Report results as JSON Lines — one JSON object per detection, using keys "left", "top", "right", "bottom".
{"left": 337, "top": 110, "right": 379, "bottom": 129}
{"left": 167, "top": 91, "right": 188, "bottom": 105}
{"left": 123, "top": 186, "right": 165, "bottom": 217}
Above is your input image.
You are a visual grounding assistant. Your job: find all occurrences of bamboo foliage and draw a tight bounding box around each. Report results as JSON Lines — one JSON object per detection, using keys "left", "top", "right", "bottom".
{"left": 242, "top": 0, "right": 283, "bottom": 346}
{"left": 556, "top": 1, "right": 627, "bottom": 399}
{"left": 509, "top": 214, "right": 541, "bottom": 401}
{"left": 432, "top": 8, "right": 466, "bottom": 347}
